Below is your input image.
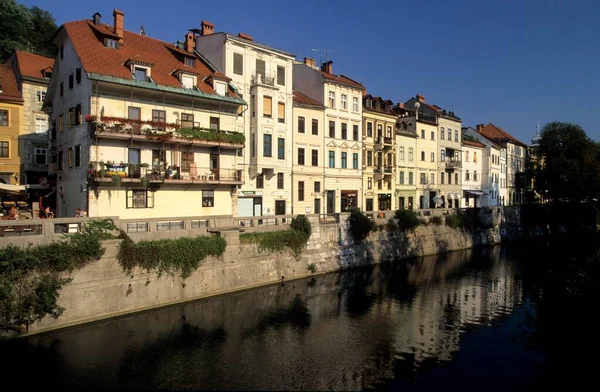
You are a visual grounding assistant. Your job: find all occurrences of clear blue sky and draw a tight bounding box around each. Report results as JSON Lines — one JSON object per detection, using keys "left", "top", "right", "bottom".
{"left": 23, "top": 0, "right": 600, "bottom": 143}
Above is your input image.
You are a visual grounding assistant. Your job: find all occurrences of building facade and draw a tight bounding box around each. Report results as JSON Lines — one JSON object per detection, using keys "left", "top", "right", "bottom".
{"left": 463, "top": 126, "right": 501, "bottom": 206}
{"left": 291, "top": 90, "right": 325, "bottom": 215}
{"left": 461, "top": 140, "right": 484, "bottom": 207}
{"left": 196, "top": 22, "right": 295, "bottom": 217}
{"left": 476, "top": 123, "right": 527, "bottom": 205}
{"left": 362, "top": 95, "right": 396, "bottom": 212}
{"left": 5, "top": 51, "right": 54, "bottom": 187}
{"left": 46, "top": 11, "right": 245, "bottom": 218}
{"left": 395, "top": 112, "right": 418, "bottom": 210}
{"left": 406, "top": 94, "right": 462, "bottom": 208}
{"left": 293, "top": 58, "right": 365, "bottom": 213}
{"left": 0, "top": 63, "right": 23, "bottom": 186}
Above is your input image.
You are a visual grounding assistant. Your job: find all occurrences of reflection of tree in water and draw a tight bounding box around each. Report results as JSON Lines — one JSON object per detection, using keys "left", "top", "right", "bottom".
{"left": 337, "top": 267, "right": 378, "bottom": 317}
{"left": 116, "top": 324, "right": 227, "bottom": 390}
{"left": 1, "top": 338, "right": 69, "bottom": 388}
{"left": 252, "top": 294, "right": 312, "bottom": 333}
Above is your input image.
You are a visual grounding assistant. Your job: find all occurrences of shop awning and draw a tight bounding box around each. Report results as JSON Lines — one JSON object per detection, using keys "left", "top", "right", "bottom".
{"left": 464, "top": 190, "right": 485, "bottom": 196}
{"left": 0, "top": 184, "right": 27, "bottom": 194}
{"left": 0, "top": 184, "right": 51, "bottom": 194}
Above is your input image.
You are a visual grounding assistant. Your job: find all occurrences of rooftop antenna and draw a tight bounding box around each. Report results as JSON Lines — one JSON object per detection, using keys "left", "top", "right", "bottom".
{"left": 311, "top": 48, "right": 336, "bottom": 64}
{"left": 140, "top": 25, "right": 146, "bottom": 35}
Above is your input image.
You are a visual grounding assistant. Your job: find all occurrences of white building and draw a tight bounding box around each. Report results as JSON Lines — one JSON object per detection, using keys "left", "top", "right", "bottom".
{"left": 293, "top": 59, "right": 365, "bottom": 213}
{"left": 476, "top": 123, "right": 527, "bottom": 205}
{"left": 45, "top": 11, "right": 245, "bottom": 218}
{"left": 196, "top": 22, "right": 295, "bottom": 217}
{"left": 461, "top": 140, "right": 484, "bottom": 207}
{"left": 462, "top": 127, "right": 502, "bottom": 206}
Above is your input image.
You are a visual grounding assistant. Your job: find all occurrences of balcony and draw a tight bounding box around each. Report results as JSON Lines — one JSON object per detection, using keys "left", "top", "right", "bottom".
{"left": 374, "top": 165, "right": 394, "bottom": 178}
{"left": 375, "top": 136, "right": 394, "bottom": 150}
{"left": 445, "top": 159, "right": 462, "bottom": 169}
{"left": 251, "top": 73, "right": 276, "bottom": 87}
{"left": 90, "top": 116, "right": 245, "bottom": 149}
{"left": 88, "top": 162, "right": 243, "bottom": 186}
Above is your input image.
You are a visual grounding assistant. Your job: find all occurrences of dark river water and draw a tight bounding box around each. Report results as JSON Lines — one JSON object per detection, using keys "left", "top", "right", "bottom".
{"left": 2, "top": 243, "right": 597, "bottom": 391}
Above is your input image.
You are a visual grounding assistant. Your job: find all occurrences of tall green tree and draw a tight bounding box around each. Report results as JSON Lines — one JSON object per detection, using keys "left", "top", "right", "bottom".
{"left": 534, "top": 122, "right": 600, "bottom": 201}
{"left": 0, "top": 0, "right": 57, "bottom": 61}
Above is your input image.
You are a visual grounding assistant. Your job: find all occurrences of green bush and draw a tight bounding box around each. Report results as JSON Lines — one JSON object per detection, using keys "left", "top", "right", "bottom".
{"left": 430, "top": 216, "right": 443, "bottom": 225}
{"left": 178, "top": 128, "right": 245, "bottom": 145}
{"left": 386, "top": 219, "right": 399, "bottom": 231}
{"left": 445, "top": 214, "right": 463, "bottom": 229}
{"left": 117, "top": 235, "right": 227, "bottom": 279}
{"left": 240, "top": 230, "right": 309, "bottom": 259}
{"left": 291, "top": 215, "right": 312, "bottom": 238}
{"left": 0, "top": 219, "right": 116, "bottom": 332}
{"left": 307, "top": 263, "right": 317, "bottom": 273}
{"left": 348, "top": 208, "right": 374, "bottom": 242}
{"left": 394, "top": 209, "right": 421, "bottom": 231}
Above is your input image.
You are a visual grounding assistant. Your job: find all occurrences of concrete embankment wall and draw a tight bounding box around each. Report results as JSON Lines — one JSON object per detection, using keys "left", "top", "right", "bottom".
{"left": 29, "top": 213, "right": 501, "bottom": 334}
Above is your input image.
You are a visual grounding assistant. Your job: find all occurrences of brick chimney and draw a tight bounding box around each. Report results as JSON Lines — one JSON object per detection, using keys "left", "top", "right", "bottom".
{"left": 238, "top": 32, "right": 253, "bottom": 41}
{"left": 304, "top": 57, "right": 318, "bottom": 70}
{"left": 476, "top": 124, "right": 484, "bottom": 132}
{"left": 201, "top": 20, "right": 214, "bottom": 36}
{"left": 113, "top": 9, "right": 124, "bottom": 42}
{"left": 321, "top": 60, "right": 333, "bottom": 74}
{"left": 416, "top": 94, "right": 425, "bottom": 103}
{"left": 185, "top": 32, "right": 195, "bottom": 53}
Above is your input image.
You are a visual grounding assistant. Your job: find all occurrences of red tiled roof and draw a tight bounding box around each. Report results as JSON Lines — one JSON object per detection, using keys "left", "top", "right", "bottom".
{"left": 320, "top": 71, "right": 365, "bottom": 90}
{"left": 462, "top": 139, "right": 485, "bottom": 149}
{"left": 478, "top": 123, "right": 526, "bottom": 147}
{"left": 14, "top": 50, "right": 54, "bottom": 80}
{"left": 0, "top": 64, "right": 23, "bottom": 103}
{"left": 63, "top": 20, "right": 230, "bottom": 96}
{"left": 293, "top": 90, "right": 324, "bottom": 108}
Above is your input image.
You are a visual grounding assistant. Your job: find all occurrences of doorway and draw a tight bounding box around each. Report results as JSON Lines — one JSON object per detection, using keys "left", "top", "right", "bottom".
{"left": 275, "top": 200, "right": 286, "bottom": 216}
{"left": 128, "top": 148, "right": 141, "bottom": 178}
{"left": 128, "top": 106, "right": 141, "bottom": 134}
{"left": 327, "top": 190, "right": 335, "bottom": 214}
{"left": 314, "top": 198, "right": 321, "bottom": 214}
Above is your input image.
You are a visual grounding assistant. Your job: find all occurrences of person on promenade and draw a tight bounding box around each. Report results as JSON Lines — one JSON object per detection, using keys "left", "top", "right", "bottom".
{"left": 75, "top": 208, "right": 87, "bottom": 218}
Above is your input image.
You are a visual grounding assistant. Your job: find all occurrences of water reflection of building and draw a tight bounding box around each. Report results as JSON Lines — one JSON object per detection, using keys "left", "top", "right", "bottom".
{"left": 390, "top": 251, "right": 524, "bottom": 364}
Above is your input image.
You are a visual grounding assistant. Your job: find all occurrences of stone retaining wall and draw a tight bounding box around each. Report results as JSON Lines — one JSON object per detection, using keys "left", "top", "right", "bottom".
{"left": 29, "top": 215, "right": 500, "bottom": 334}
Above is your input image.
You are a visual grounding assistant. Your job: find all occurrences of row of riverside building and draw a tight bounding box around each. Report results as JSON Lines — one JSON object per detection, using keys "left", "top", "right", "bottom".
{"left": 0, "top": 10, "right": 534, "bottom": 219}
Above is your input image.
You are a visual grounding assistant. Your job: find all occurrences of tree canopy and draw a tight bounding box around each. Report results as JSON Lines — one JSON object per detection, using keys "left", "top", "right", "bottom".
{"left": 0, "top": 0, "right": 57, "bottom": 61}
{"left": 534, "top": 122, "right": 600, "bottom": 201}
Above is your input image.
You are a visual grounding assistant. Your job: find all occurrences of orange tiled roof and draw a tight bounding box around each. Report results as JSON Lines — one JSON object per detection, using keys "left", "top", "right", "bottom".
{"left": 63, "top": 20, "right": 229, "bottom": 95}
{"left": 320, "top": 71, "right": 365, "bottom": 90}
{"left": 478, "top": 123, "right": 526, "bottom": 147}
{"left": 293, "top": 90, "right": 324, "bottom": 108}
{"left": 462, "top": 139, "right": 485, "bottom": 148}
{"left": 14, "top": 50, "right": 54, "bottom": 80}
{"left": 0, "top": 64, "right": 23, "bottom": 103}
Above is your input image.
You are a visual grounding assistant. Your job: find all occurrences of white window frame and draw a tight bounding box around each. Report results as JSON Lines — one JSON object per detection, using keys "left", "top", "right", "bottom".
{"left": 214, "top": 80, "right": 227, "bottom": 96}
{"left": 34, "top": 117, "right": 47, "bottom": 133}
{"left": 341, "top": 94, "right": 347, "bottom": 110}
{"left": 36, "top": 90, "right": 46, "bottom": 103}
{"left": 328, "top": 91, "right": 335, "bottom": 108}
{"left": 352, "top": 97, "right": 359, "bottom": 112}
{"left": 34, "top": 148, "right": 47, "bottom": 165}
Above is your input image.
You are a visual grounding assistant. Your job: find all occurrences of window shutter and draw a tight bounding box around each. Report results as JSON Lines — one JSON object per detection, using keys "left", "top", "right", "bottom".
{"left": 233, "top": 53, "right": 243, "bottom": 75}
{"left": 256, "top": 59, "right": 265, "bottom": 76}
{"left": 126, "top": 190, "right": 133, "bottom": 209}
{"left": 278, "top": 102, "right": 285, "bottom": 120}
{"left": 147, "top": 191, "right": 155, "bottom": 208}
{"left": 263, "top": 96, "right": 272, "bottom": 116}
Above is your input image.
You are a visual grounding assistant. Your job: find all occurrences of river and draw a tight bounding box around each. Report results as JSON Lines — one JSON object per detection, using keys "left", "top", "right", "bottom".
{"left": 2, "top": 243, "right": 597, "bottom": 390}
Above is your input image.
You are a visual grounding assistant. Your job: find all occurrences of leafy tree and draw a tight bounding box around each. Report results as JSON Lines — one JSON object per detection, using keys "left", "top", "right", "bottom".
{"left": 534, "top": 122, "right": 600, "bottom": 201}
{"left": 0, "top": 0, "right": 57, "bottom": 61}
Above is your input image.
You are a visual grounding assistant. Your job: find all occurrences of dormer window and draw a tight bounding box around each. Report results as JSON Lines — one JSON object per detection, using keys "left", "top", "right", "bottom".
{"left": 104, "top": 38, "right": 118, "bottom": 49}
{"left": 214, "top": 81, "right": 227, "bottom": 96}
{"left": 181, "top": 74, "right": 196, "bottom": 89}
{"left": 366, "top": 99, "right": 372, "bottom": 108}
{"left": 134, "top": 67, "right": 148, "bottom": 81}
{"left": 184, "top": 57, "right": 195, "bottom": 67}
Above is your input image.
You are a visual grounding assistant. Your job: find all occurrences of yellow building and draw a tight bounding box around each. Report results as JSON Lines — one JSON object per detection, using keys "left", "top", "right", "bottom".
{"left": 292, "top": 90, "right": 325, "bottom": 214}
{"left": 362, "top": 95, "right": 396, "bottom": 212}
{"left": 46, "top": 11, "right": 245, "bottom": 218}
{"left": 0, "top": 63, "right": 23, "bottom": 186}
{"left": 395, "top": 109, "right": 418, "bottom": 209}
